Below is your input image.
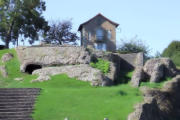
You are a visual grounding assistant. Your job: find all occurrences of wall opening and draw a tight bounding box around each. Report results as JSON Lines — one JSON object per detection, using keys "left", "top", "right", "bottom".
{"left": 25, "top": 64, "right": 42, "bottom": 74}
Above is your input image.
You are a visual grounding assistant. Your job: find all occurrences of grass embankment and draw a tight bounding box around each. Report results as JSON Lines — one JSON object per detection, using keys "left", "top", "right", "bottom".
{"left": 0, "top": 49, "right": 142, "bottom": 120}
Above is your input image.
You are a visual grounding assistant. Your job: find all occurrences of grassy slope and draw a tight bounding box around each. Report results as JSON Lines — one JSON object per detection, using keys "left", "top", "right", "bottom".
{"left": 140, "top": 77, "right": 172, "bottom": 88}
{"left": 0, "top": 49, "right": 142, "bottom": 120}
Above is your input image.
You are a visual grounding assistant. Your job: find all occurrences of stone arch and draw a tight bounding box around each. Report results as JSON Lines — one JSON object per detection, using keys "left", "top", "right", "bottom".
{"left": 25, "top": 64, "right": 42, "bottom": 74}
{"left": 20, "top": 61, "right": 42, "bottom": 74}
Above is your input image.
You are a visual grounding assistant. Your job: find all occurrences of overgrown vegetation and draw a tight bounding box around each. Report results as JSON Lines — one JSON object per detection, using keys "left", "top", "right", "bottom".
{"left": 0, "top": 49, "right": 143, "bottom": 120}
{"left": 162, "top": 41, "right": 180, "bottom": 66}
{"left": 90, "top": 58, "right": 110, "bottom": 74}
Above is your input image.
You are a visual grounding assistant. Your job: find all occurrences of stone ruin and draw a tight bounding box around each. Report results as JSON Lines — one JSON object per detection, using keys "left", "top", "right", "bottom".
{"left": 15, "top": 45, "right": 144, "bottom": 86}
{"left": 2, "top": 45, "right": 179, "bottom": 87}
{"left": 128, "top": 75, "right": 180, "bottom": 120}
{"left": 131, "top": 58, "right": 180, "bottom": 87}
{"left": 0, "top": 53, "right": 14, "bottom": 78}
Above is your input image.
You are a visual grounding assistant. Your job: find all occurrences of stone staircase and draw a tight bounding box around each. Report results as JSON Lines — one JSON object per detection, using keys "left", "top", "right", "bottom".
{"left": 0, "top": 88, "right": 41, "bottom": 120}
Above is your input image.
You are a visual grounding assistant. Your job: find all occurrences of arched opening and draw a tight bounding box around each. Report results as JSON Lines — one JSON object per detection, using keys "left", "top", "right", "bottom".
{"left": 25, "top": 64, "right": 42, "bottom": 74}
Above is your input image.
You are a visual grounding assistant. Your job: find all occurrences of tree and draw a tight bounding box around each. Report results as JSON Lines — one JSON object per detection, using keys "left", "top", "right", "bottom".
{"left": 118, "top": 35, "right": 151, "bottom": 59}
{"left": 162, "top": 40, "right": 180, "bottom": 66}
{"left": 0, "top": 0, "right": 49, "bottom": 48}
{"left": 43, "top": 20, "right": 79, "bottom": 45}
{"left": 154, "top": 51, "right": 162, "bottom": 58}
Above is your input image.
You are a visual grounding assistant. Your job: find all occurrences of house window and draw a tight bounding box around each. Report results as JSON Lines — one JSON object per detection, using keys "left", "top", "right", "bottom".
{"left": 107, "top": 30, "right": 111, "bottom": 39}
{"left": 94, "top": 43, "right": 106, "bottom": 51}
{"left": 96, "top": 28, "right": 104, "bottom": 40}
{"left": 88, "top": 32, "right": 91, "bottom": 41}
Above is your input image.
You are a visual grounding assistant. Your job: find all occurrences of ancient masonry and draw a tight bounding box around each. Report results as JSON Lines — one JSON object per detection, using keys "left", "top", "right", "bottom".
{"left": 15, "top": 46, "right": 144, "bottom": 86}
{"left": 128, "top": 75, "right": 180, "bottom": 120}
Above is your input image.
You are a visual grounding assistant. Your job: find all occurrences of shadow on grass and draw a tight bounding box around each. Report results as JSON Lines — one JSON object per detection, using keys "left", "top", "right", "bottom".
{"left": 115, "top": 69, "right": 134, "bottom": 85}
{"left": 118, "top": 90, "right": 127, "bottom": 96}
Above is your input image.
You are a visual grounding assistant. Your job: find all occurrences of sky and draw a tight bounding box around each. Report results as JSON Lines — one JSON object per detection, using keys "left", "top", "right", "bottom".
{"left": 10, "top": 0, "right": 180, "bottom": 55}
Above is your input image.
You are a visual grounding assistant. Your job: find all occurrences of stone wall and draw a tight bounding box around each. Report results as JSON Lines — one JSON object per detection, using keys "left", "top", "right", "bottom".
{"left": 117, "top": 52, "right": 144, "bottom": 70}
{"left": 90, "top": 50, "right": 121, "bottom": 83}
{"left": 16, "top": 46, "right": 91, "bottom": 72}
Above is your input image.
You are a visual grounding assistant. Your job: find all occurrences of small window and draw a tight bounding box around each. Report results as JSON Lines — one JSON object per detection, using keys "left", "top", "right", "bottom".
{"left": 96, "top": 28, "right": 104, "bottom": 40}
{"left": 94, "top": 43, "right": 106, "bottom": 51}
{"left": 107, "top": 30, "right": 111, "bottom": 39}
{"left": 88, "top": 32, "right": 91, "bottom": 41}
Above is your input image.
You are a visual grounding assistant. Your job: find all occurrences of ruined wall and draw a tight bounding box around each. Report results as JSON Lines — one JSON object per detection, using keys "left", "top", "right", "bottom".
{"left": 16, "top": 46, "right": 144, "bottom": 86}
{"left": 16, "top": 46, "right": 91, "bottom": 72}
{"left": 117, "top": 52, "right": 144, "bottom": 70}
{"left": 128, "top": 75, "right": 180, "bottom": 120}
{"left": 16, "top": 45, "right": 143, "bottom": 73}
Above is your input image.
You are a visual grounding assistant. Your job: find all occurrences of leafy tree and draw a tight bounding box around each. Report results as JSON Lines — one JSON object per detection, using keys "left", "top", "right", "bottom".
{"left": 43, "top": 20, "right": 79, "bottom": 45}
{"left": 118, "top": 36, "right": 150, "bottom": 59}
{"left": 0, "top": 0, "right": 49, "bottom": 48}
{"left": 162, "top": 40, "right": 180, "bottom": 66}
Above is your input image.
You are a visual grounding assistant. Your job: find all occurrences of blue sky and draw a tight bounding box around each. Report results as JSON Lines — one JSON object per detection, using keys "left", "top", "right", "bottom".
{"left": 43, "top": 0, "right": 180, "bottom": 55}
{"left": 6, "top": 0, "right": 179, "bottom": 55}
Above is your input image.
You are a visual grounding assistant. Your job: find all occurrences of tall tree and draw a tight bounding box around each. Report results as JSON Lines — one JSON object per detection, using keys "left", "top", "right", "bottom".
{"left": 43, "top": 20, "right": 79, "bottom": 45}
{"left": 0, "top": 0, "right": 49, "bottom": 48}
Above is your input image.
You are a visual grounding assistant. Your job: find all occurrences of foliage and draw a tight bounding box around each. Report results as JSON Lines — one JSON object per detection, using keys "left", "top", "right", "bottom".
{"left": 154, "top": 51, "right": 162, "bottom": 58}
{"left": 118, "top": 35, "right": 150, "bottom": 60}
{"left": 0, "top": 0, "right": 49, "bottom": 48}
{"left": 90, "top": 58, "right": 110, "bottom": 74}
{"left": 43, "top": 20, "right": 79, "bottom": 45}
{"left": 162, "top": 41, "right": 180, "bottom": 66}
{"left": 0, "top": 49, "right": 143, "bottom": 120}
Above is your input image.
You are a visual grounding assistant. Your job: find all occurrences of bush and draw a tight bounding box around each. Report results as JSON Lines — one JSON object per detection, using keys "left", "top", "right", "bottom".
{"left": 90, "top": 59, "right": 110, "bottom": 74}
{"left": 162, "top": 41, "right": 180, "bottom": 66}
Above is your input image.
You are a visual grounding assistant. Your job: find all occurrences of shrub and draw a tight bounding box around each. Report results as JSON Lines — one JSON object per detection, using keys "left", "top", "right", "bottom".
{"left": 90, "top": 59, "right": 110, "bottom": 74}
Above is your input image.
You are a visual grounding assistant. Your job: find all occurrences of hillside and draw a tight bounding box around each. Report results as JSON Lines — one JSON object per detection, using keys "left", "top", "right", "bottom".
{"left": 0, "top": 49, "right": 142, "bottom": 120}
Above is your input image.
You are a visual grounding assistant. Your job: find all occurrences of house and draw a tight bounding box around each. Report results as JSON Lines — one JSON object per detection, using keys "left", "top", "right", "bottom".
{"left": 78, "top": 13, "right": 119, "bottom": 51}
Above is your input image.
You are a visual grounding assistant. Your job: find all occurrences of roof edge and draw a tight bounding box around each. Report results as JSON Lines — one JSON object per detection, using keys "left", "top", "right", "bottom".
{"left": 78, "top": 13, "right": 119, "bottom": 31}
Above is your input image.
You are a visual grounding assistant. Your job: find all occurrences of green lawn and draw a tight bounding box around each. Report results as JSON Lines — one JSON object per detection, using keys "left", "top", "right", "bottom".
{"left": 0, "top": 49, "right": 143, "bottom": 120}
{"left": 140, "top": 77, "right": 172, "bottom": 89}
